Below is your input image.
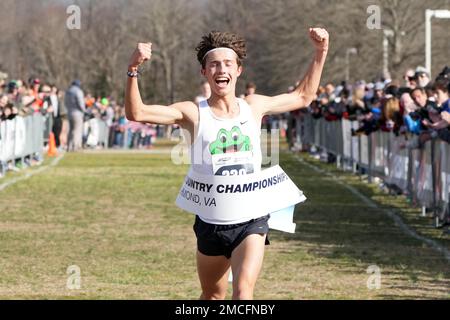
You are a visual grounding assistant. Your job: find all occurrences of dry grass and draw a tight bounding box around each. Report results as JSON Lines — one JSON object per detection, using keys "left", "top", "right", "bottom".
{"left": 0, "top": 147, "right": 448, "bottom": 299}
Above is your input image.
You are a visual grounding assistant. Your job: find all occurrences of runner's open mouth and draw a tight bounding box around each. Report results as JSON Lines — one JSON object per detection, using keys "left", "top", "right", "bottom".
{"left": 215, "top": 78, "right": 230, "bottom": 88}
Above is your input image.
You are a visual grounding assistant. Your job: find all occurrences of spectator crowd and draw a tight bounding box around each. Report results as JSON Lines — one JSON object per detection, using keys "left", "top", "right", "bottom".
{"left": 0, "top": 73, "right": 158, "bottom": 150}
{"left": 287, "top": 65, "right": 450, "bottom": 151}
{"left": 2, "top": 64, "right": 449, "bottom": 178}
{"left": 0, "top": 72, "right": 160, "bottom": 177}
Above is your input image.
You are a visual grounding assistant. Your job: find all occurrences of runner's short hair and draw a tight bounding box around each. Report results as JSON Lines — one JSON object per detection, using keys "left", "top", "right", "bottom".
{"left": 196, "top": 31, "right": 247, "bottom": 68}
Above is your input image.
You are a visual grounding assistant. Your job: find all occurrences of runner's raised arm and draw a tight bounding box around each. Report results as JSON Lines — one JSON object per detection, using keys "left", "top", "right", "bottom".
{"left": 245, "top": 28, "right": 329, "bottom": 116}
{"left": 124, "top": 42, "right": 196, "bottom": 126}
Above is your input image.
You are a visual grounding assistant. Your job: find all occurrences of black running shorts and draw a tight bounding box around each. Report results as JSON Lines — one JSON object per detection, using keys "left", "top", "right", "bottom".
{"left": 193, "top": 214, "right": 270, "bottom": 259}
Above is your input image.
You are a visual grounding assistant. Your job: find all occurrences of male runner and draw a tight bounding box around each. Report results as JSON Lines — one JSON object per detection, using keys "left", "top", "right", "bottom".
{"left": 125, "top": 27, "right": 329, "bottom": 300}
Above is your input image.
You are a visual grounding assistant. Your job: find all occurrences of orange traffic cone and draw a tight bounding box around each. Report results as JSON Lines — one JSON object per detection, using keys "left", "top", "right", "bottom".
{"left": 47, "top": 132, "right": 57, "bottom": 157}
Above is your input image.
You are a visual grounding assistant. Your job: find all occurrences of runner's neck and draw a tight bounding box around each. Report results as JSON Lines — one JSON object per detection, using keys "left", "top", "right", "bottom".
{"left": 207, "top": 95, "right": 240, "bottom": 118}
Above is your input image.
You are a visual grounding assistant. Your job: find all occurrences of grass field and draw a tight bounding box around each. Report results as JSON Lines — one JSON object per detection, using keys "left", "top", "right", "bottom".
{"left": 0, "top": 142, "right": 449, "bottom": 299}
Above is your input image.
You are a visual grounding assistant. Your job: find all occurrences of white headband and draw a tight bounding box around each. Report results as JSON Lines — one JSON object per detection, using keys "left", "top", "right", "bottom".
{"left": 202, "top": 47, "right": 238, "bottom": 62}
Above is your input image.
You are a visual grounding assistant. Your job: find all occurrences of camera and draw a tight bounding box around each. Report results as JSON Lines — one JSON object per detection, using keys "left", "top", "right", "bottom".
{"left": 425, "top": 100, "right": 440, "bottom": 115}
{"left": 437, "top": 66, "right": 450, "bottom": 79}
{"left": 409, "top": 108, "right": 428, "bottom": 121}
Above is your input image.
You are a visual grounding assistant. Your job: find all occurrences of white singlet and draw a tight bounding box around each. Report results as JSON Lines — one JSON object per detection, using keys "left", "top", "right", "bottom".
{"left": 189, "top": 98, "right": 264, "bottom": 224}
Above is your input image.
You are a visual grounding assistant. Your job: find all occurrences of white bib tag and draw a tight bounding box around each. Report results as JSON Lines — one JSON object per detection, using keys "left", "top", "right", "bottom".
{"left": 211, "top": 151, "right": 255, "bottom": 176}
{"left": 176, "top": 165, "right": 306, "bottom": 232}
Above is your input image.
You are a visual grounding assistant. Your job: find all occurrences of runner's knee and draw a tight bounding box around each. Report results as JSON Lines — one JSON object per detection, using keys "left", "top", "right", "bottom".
{"left": 232, "top": 275, "right": 256, "bottom": 300}
{"left": 200, "top": 287, "right": 227, "bottom": 300}
{"left": 232, "top": 286, "right": 254, "bottom": 300}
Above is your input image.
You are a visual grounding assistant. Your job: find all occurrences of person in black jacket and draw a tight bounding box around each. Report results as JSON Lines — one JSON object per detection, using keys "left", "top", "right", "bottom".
{"left": 437, "top": 111, "right": 450, "bottom": 143}
{"left": 49, "top": 85, "right": 66, "bottom": 148}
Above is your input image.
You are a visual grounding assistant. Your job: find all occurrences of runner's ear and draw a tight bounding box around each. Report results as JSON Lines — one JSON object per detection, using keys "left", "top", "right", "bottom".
{"left": 237, "top": 65, "right": 243, "bottom": 77}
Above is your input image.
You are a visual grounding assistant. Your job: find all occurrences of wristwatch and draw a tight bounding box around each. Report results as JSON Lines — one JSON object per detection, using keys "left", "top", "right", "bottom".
{"left": 127, "top": 70, "right": 139, "bottom": 78}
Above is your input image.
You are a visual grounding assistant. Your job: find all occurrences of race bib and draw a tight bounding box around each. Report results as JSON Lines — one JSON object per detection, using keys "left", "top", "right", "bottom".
{"left": 211, "top": 151, "right": 254, "bottom": 176}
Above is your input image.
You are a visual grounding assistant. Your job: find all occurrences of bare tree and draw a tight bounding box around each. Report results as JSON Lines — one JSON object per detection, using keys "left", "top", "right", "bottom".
{"left": 133, "top": 0, "right": 203, "bottom": 104}
{"left": 381, "top": 0, "right": 449, "bottom": 79}
{"left": 0, "top": 0, "right": 448, "bottom": 102}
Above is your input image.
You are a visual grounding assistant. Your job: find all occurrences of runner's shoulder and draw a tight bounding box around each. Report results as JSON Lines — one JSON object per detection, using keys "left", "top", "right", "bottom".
{"left": 244, "top": 94, "right": 265, "bottom": 116}
{"left": 171, "top": 100, "right": 198, "bottom": 125}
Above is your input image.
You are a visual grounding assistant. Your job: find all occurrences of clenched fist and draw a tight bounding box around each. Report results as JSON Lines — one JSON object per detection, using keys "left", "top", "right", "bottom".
{"left": 309, "top": 27, "right": 329, "bottom": 52}
{"left": 128, "top": 42, "right": 152, "bottom": 69}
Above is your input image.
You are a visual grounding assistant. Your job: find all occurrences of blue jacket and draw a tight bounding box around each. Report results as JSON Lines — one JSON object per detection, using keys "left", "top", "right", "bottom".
{"left": 403, "top": 114, "right": 421, "bottom": 135}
